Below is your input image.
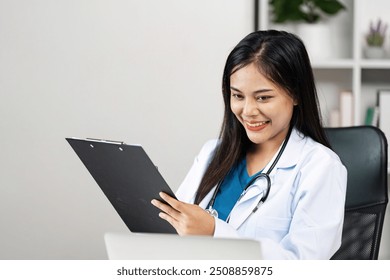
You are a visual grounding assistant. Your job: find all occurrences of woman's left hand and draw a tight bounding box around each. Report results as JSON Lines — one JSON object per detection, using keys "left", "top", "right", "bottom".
{"left": 151, "top": 192, "right": 215, "bottom": 236}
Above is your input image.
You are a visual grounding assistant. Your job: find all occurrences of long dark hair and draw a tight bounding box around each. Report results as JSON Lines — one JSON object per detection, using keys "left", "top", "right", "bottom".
{"left": 194, "top": 30, "right": 330, "bottom": 204}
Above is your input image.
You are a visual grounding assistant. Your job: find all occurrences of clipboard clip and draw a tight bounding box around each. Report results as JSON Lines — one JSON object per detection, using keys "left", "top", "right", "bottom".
{"left": 86, "top": 138, "right": 125, "bottom": 145}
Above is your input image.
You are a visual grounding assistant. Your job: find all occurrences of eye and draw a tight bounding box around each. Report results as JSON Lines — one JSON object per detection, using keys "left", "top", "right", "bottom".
{"left": 256, "top": 95, "right": 271, "bottom": 102}
{"left": 231, "top": 93, "right": 244, "bottom": 100}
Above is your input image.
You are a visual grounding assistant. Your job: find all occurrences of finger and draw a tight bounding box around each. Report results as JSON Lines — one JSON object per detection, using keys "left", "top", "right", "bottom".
{"left": 158, "top": 212, "right": 178, "bottom": 227}
{"left": 159, "top": 192, "right": 185, "bottom": 212}
{"left": 158, "top": 212, "right": 184, "bottom": 235}
{"left": 151, "top": 199, "right": 181, "bottom": 219}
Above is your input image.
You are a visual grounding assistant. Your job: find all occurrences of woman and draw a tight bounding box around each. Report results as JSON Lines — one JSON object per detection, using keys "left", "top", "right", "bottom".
{"left": 151, "top": 30, "right": 347, "bottom": 259}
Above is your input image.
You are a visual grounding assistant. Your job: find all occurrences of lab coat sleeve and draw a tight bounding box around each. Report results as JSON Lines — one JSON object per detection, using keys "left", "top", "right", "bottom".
{"left": 214, "top": 218, "right": 241, "bottom": 238}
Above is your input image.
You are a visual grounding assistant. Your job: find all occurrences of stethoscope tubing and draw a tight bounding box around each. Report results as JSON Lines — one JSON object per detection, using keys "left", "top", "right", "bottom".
{"left": 207, "top": 126, "right": 293, "bottom": 218}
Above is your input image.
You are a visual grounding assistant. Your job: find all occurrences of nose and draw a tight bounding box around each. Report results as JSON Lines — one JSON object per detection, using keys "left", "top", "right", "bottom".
{"left": 243, "top": 98, "right": 259, "bottom": 117}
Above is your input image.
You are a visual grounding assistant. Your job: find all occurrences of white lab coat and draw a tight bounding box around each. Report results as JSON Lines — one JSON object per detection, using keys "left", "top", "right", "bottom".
{"left": 176, "top": 128, "right": 347, "bottom": 259}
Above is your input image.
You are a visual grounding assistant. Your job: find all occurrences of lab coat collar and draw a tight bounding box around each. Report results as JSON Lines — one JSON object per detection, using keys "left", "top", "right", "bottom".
{"left": 228, "top": 182, "right": 268, "bottom": 229}
{"left": 199, "top": 185, "right": 217, "bottom": 210}
{"left": 251, "top": 127, "right": 305, "bottom": 174}
{"left": 271, "top": 127, "right": 306, "bottom": 170}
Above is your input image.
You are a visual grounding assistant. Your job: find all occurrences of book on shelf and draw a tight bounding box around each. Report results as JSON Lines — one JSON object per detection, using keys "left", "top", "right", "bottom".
{"left": 339, "top": 90, "right": 353, "bottom": 127}
{"left": 364, "top": 106, "right": 379, "bottom": 126}
{"left": 329, "top": 109, "right": 340, "bottom": 127}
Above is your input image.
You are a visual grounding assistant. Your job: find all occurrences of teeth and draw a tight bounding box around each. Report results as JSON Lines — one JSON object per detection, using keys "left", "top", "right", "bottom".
{"left": 246, "top": 121, "right": 269, "bottom": 127}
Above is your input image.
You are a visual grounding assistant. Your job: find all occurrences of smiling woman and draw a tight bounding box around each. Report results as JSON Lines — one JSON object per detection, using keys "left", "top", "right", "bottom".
{"left": 151, "top": 30, "right": 348, "bottom": 260}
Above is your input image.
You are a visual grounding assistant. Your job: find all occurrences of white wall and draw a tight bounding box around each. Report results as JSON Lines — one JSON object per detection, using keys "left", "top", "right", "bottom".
{"left": 0, "top": 0, "right": 253, "bottom": 259}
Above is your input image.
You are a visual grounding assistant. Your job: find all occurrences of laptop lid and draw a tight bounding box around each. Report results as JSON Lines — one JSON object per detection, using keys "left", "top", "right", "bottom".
{"left": 66, "top": 137, "right": 176, "bottom": 234}
{"left": 104, "top": 232, "right": 262, "bottom": 260}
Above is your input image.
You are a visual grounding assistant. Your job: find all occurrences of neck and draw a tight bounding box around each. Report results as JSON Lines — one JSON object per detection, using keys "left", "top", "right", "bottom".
{"left": 246, "top": 127, "right": 292, "bottom": 176}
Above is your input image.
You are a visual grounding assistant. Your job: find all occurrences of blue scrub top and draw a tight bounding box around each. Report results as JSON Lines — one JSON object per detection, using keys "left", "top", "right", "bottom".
{"left": 213, "top": 158, "right": 262, "bottom": 221}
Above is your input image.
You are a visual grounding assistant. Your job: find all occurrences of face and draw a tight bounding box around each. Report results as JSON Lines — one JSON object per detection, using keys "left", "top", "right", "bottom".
{"left": 230, "top": 62, "right": 296, "bottom": 149}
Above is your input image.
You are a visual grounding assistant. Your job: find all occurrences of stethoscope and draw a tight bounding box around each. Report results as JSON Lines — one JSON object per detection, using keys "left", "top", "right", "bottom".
{"left": 206, "top": 126, "right": 293, "bottom": 221}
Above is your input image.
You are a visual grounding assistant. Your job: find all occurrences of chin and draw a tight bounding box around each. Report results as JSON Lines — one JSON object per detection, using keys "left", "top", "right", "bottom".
{"left": 246, "top": 134, "right": 267, "bottom": 145}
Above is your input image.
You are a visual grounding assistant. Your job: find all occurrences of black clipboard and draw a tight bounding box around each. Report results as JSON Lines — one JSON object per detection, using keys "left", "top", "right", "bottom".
{"left": 66, "top": 137, "right": 177, "bottom": 234}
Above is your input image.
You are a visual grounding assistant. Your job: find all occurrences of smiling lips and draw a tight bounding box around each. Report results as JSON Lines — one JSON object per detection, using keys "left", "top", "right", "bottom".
{"left": 245, "top": 120, "right": 270, "bottom": 131}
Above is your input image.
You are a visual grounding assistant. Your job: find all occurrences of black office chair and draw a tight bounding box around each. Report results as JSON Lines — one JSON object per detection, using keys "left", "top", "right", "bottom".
{"left": 325, "top": 126, "right": 388, "bottom": 260}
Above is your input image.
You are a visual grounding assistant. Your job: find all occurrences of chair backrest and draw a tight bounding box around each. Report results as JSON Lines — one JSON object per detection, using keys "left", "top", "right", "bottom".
{"left": 325, "top": 126, "right": 388, "bottom": 260}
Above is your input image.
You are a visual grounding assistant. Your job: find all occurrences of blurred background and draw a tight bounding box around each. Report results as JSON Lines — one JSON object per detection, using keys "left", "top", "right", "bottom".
{"left": 0, "top": 0, "right": 252, "bottom": 259}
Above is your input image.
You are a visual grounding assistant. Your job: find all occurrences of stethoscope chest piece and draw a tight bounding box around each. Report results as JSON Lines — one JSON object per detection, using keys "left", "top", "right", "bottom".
{"left": 206, "top": 207, "right": 218, "bottom": 218}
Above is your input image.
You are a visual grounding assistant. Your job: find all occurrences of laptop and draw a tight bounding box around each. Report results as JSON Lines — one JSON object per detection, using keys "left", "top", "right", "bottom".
{"left": 104, "top": 232, "right": 262, "bottom": 260}
{"left": 66, "top": 137, "right": 177, "bottom": 234}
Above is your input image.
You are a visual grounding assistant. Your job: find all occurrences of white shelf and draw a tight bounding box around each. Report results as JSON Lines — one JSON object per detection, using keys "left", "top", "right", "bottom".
{"left": 360, "top": 60, "right": 390, "bottom": 69}
{"left": 312, "top": 59, "right": 390, "bottom": 70}
{"left": 312, "top": 60, "right": 390, "bottom": 70}
{"left": 312, "top": 59, "right": 355, "bottom": 69}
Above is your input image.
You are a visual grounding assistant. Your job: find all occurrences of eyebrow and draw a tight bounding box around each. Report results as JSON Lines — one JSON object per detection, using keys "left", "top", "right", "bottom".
{"left": 230, "top": 86, "right": 273, "bottom": 94}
